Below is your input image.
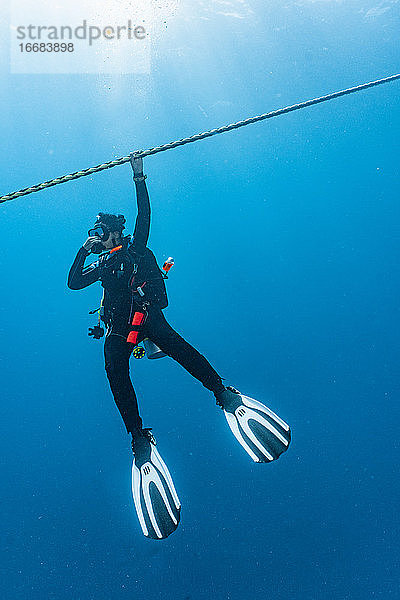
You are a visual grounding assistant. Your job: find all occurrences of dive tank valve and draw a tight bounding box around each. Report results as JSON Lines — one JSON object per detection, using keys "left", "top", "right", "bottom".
{"left": 162, "top": 257, "right": 174, "bottom": 278}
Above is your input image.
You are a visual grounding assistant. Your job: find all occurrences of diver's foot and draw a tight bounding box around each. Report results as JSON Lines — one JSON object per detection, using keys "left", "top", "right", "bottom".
{"left": 214, "top": 385, "right": 241, "bottom": 408}
{"left": 131, "top": 428, "right": 156, "bottom": 454}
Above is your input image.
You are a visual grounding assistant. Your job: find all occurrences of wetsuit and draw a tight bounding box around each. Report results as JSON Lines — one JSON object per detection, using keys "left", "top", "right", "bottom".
{"left": 68, "top": 178, "right": 224, "bottom": 435}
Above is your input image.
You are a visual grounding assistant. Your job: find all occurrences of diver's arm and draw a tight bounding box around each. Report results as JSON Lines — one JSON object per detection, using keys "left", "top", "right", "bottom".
{"left": 132, "top": 179, "right": 150, "bottom": 251}
{"left": 67, "top": 247, "right": 100, "bottom": 290}
{"left": 131, "top": 153, "right": 150, "bottom": 253}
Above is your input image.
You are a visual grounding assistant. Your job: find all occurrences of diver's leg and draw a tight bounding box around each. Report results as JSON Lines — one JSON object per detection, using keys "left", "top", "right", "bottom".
{"left": 143, "top": 309, "right": 225, "bottom": 394}
{"left": 104, "top": 332, "right": 143, "bottom": 434}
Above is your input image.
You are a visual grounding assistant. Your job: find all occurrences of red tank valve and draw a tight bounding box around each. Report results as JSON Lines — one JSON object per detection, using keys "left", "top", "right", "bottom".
{"left": 162, "top": 257, "right": 174, "bottom": 274}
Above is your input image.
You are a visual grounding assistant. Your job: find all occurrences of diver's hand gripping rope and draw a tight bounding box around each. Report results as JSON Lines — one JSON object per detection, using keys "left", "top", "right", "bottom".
{"left": 1, "top": 73, "right": 399, "bottom": 204}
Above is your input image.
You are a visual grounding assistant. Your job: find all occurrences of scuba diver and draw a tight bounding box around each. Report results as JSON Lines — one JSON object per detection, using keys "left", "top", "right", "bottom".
{"left": 68, "top": 154, "right": 291, "bottom": 540}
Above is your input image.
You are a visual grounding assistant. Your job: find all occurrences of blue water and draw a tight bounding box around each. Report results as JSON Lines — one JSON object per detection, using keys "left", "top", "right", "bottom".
{"left": 1, "top": 1, "right": 400, "bottom": 599}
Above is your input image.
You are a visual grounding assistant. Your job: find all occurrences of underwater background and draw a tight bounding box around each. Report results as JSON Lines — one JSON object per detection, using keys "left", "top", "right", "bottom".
{"left": 1, "top": 1, "right": 399, "bottom": 598}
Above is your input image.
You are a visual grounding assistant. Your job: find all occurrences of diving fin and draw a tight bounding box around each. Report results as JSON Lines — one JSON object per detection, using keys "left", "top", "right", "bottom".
{"left": 216, "top": 387, "right": 291, "bottom": 463}
{"left": 131, "top": 430, "right": 181, "bottom": 540}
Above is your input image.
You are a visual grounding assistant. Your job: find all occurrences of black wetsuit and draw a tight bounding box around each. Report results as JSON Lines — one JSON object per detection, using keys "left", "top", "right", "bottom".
{"left": 68, "top": 178, "right": 224, "bottom": 435}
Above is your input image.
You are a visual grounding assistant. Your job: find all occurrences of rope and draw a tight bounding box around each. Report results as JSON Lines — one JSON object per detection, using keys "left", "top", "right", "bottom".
{"left": 1, "top": 73, "right": 399, "bottom": 204}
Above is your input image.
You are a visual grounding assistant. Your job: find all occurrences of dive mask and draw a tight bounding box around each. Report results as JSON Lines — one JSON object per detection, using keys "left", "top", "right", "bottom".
{"left": 88, "top": 224, "right": 110, "bottom": 241}
{"left": 87, "top": 223, "right": 111, "bottom": 254}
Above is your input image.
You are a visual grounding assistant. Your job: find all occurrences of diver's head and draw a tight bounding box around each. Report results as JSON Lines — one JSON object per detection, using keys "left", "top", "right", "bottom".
{"left": 88, "top": 212, "right": 126, "bottom": 253}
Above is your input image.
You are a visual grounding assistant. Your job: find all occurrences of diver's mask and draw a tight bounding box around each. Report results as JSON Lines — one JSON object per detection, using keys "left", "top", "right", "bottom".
{"left": 88, "top": 223, "right": 111, "bottom": 254}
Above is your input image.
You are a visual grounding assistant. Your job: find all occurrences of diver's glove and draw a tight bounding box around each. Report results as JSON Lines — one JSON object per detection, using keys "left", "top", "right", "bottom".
{"left": 83, "top": 236, "right": 101, "bottom": 252}
{"left": 130, "top": 152, "right": 147, "bottom": 182}
{"left": 88, "top": 325, "right": 104, "bottom": 339}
